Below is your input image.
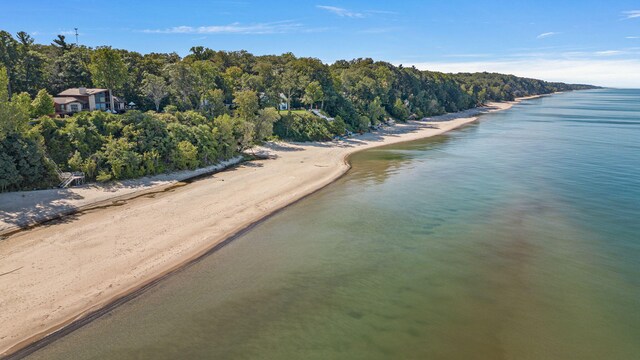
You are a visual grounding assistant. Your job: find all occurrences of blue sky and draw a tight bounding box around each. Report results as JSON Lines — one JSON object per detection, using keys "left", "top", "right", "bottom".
{"left": 2, "top": 0, "right": 640, "bottom": 87}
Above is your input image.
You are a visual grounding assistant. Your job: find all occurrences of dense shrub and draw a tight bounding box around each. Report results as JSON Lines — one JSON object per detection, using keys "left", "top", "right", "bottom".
{"left": 273, "top": 112, "right": 333, "bottom": 142}
{"left": 0, "top": 133, "right": 56, "bottom": 191}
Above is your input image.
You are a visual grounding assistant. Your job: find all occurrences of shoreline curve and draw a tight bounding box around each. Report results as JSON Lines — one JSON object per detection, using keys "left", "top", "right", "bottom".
{"left": 0, "top": 94, "right": 550, "bottom": 359}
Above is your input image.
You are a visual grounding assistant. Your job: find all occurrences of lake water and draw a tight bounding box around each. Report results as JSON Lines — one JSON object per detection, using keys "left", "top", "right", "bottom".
{"left": 26, "top": 89, "right": 640, "bottom": 360}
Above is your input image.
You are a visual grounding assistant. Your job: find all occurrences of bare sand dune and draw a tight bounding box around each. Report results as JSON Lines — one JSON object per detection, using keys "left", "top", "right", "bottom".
{"left": 0, "top": 99, "right": 528, "bottom": 357}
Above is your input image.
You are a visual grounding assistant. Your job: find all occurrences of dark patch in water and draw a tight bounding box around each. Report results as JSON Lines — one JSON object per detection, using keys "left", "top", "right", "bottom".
{"left": 347, "top": 310, "right": 364, "bottom": 319}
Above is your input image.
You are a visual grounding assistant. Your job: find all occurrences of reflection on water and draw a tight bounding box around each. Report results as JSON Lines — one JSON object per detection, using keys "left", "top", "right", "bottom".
{"left": 27, "top": 90, "right": 640, "bottom": 360}
{"left": 349, "top": 133, "right": 460, "bottom": 185}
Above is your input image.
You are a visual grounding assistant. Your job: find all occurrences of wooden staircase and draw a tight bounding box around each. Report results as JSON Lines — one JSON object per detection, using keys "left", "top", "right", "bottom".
{"left": 56, "top": 169, "right": 85, "bottom": 188}
{"left": 310, "top": 109, "right": 334, "bottom": 122}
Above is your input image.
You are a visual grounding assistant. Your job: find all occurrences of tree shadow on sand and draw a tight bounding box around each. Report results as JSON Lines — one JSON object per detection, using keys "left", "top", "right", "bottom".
{"left": 0, "top": 188, "right": 88, "bottom": 237}
{"left": 261, "top": 142, "right": 305, "bottom": 152}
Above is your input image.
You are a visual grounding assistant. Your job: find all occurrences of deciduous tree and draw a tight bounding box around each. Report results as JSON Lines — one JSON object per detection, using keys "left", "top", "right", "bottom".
{"left": 89, "top": 47, "right": 128, "bottom": 94}
{"left": 167, "top": 62, "right": 198, "bottom": 110}
{"left": 141, "top": 73, "right": 169, "bottom": 112}
{"left": 201, "top": 88, "right": 227, "bottom": 119}
{"left": 302, "top": 81, "right": 324, "bottom": 110}
{"left": 31, "top": 89, "right": 55, "bottom": 117}
{"left": 0, "top": 67, "right": 29, "bottom": 137}
{"left": 254, "top": 108, "right": 280, "bottom": 142}
{"left": 234, "top": 90, "right": 259, "bottom": 123}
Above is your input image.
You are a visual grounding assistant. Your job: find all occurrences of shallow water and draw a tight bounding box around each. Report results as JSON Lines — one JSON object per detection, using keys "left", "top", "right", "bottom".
{"left": 27, "top": 89, "right": 640, "bottom": 360}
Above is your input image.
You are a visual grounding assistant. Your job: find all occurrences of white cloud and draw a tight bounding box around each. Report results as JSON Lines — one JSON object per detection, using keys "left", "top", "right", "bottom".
{"left": 364, "top": 10, "right": 399, "bottom": 15}
{"left": 316, "top": 5, "right": 364, "bottom": 18}
{"left": 595, "top": 50, "right": 623, "bottom": 56}
{"left": 142, "top": 21, "right": 302, "bottom": 34}
{"left": 398, "top": 59, "right": 640, "bottom": 88}
{"left": 626, "top": 36, "right": 640, "bottom": 39}
{"left": 443, "top": 53, "right": 493, "bottom": 58}
{"left": 537, "top": 32, "right": 559, "bottom": 39}
{"left": 622, "top": 10, "right": 640, "bottom": 19}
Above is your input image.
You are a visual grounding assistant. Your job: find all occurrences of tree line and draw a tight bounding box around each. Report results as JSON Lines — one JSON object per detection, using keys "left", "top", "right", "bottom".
{"left": 0, "top": 30, "right": 596, "bottom": 191}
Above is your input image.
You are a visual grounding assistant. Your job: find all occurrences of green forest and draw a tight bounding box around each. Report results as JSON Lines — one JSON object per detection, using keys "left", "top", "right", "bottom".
{"left": 0, "top": 30, "right": 596, "bottom": 192}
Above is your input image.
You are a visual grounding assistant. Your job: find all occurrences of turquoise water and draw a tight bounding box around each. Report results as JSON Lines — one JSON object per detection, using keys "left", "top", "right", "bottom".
{"left": 27, "top": 90, "right": 640, "bottom": 360}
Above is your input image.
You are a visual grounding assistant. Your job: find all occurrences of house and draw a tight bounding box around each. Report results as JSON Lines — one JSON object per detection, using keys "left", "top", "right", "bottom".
{"left": 278, "top": 93, "right": 289, "bottom": 111}
{"left": 54, "top": 87, "right": 125, "bottom": 116}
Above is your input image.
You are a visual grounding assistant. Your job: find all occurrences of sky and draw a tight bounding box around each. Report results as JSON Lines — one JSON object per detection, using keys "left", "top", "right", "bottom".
{"left": 2, "top": 0, "right": 640, "bottom": 87}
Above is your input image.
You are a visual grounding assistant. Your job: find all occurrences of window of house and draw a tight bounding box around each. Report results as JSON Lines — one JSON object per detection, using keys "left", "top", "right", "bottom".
{"left": 70, "top": 104, "right": 79, "bottom": 112}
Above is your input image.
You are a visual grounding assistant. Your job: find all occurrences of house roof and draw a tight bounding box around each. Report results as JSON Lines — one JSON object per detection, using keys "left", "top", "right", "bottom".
{"left": 54, "top": 97, "right": 87, "bottom": 105}
{"left": 57, "top": 88, "right": 109, "bottom": 96}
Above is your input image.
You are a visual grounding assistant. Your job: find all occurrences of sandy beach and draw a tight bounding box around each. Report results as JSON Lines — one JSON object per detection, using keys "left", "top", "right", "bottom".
{"left": 0, "top": 98, "right": 535, "bottom": 357}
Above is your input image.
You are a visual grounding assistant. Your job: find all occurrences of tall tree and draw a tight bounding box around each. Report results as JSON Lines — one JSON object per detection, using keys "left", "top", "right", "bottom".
{"left": 234, "top": 90, "right": 259, "bottom": 123}
{"left": 141, "top": 73, "right": 169, "bottom": 111}
{"left": 188, "top": 46, "right": 215, "bottom": 61}
{"left": 15, "top": 31, "right": 46, "bottom": 95}
{"left": 278, "top": 64, "right": 303, "bottom": 114}
{"left": 118, "top": 50, "right": 145, "bottom": 110}
{"left": 223, "top": 66, "right": 243, "bottom": 92}
{"left": 167, "top": 62, "right": 198, "bottom": 110}
{"left": 52, "top": 34, "right": 73, "bottom": 52}
{"left": 190, "top": 60, "right": 221, "bottom": 108}
{"left": 302, "top": 81, "right": 324, "bottom": 110}
{"left": 49, "top": 47, "right": 92, "bottom": 93}
{"left": 89, "top": 47, "right": 128, "bottom": 94}
{"left": 366, "top": 96, "right": 386, "bottom": 124}
{"left": 0, "top": 31, "right": 18, "bottom": 97}
{"left": 201, "top": 88, "right": 227, "bottom": 119}
{"left": 0, "top": 67, "right": 29, "bottom": 136}
{"left": 213, "top": 114, "right": 237, "bottom": 159}
{"left": 16, "top": 31, "right": 34, "bottom": 47}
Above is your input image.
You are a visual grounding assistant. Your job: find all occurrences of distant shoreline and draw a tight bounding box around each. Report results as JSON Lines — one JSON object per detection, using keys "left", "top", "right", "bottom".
{"left": 0, "top": 93, "right": 552, "bottom": 359}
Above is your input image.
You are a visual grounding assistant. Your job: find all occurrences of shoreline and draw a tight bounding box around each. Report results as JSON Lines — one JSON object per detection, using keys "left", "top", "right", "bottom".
{"left": 0, "top": 94, "right": 549, "bottom": 358}
{"left": 0, "top": 156, "right": 245, "bottom": 237}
